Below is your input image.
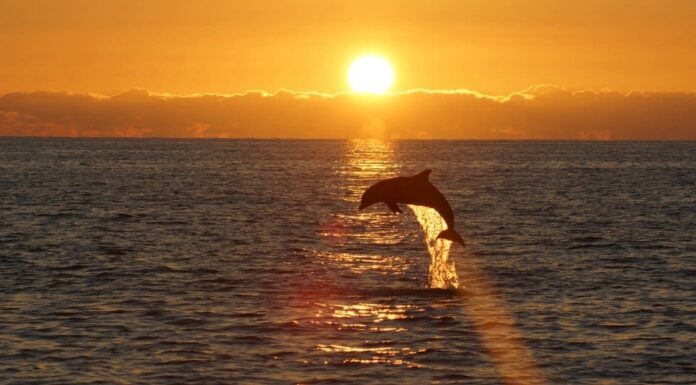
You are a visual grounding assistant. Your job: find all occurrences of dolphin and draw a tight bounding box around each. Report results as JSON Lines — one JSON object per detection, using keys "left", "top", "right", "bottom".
{"left": 358, "top": 169, "right": 465, "bottom": 246}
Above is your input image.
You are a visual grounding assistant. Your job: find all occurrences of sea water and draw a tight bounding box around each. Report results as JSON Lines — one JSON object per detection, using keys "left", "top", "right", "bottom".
{"left": 1, "top": 138, "right": 695, "bottom": 384}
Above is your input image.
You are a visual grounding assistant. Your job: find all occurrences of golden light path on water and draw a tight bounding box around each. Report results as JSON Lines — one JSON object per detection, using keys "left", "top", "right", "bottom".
{"left": 340, "top": 139, "right": 546, "bottom": 384}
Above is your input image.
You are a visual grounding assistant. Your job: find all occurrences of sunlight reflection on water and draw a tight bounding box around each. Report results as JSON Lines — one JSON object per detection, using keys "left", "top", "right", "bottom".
{"left": 331, "top": 138, "right": 545, "bottom": 384}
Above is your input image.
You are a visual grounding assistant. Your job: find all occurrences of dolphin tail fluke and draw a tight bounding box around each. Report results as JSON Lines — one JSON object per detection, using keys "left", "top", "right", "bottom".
{"left": 437, "top": 229, "right": 465, "bottom": 246}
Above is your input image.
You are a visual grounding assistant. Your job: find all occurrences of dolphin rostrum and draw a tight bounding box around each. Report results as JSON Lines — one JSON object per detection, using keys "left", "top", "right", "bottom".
{"left": 358, "top": 169, "right": 465, "bottom": 246}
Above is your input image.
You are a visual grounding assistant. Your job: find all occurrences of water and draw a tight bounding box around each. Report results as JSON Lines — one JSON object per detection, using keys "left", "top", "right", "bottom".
{"left": 1, "top": 138, "right": 695, "bottom": 384}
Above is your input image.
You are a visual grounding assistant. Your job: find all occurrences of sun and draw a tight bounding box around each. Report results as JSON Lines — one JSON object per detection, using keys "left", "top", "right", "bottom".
{"left": 348, "top": 56, "right": 394, "bottom": 94}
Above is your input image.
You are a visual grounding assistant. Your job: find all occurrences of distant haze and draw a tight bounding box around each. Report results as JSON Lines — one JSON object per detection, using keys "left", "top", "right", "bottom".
{"left": 2, "top": 87, "right": 695, "bottom": 140}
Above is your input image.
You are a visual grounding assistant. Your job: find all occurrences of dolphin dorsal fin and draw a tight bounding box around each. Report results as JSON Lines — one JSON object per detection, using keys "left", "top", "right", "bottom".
{"left": 414, "top": 169, "right": 432, "bottom": 182}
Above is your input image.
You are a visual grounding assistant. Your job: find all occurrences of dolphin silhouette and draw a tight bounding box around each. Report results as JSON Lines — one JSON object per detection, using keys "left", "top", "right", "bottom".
{"left": 358, "top": 169, "right": 465, "bottom": 246}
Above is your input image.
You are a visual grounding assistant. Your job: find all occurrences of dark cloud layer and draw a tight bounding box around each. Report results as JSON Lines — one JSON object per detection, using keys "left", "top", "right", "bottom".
{"left": 1, "top": 86, "right": 695, "bottom": 139}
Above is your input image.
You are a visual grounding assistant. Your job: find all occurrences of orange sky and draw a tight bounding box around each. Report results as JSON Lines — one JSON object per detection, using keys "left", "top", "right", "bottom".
{"left": 2, "top": 0, "right": 696, "bottom": 95}
{"left": 2, "top": 1, "right": 696, "bottom": 139}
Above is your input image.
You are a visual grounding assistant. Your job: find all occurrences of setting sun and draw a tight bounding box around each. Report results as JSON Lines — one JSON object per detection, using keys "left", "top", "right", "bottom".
{"left": 348, "top": 56, "right": 394, "bottom": 94}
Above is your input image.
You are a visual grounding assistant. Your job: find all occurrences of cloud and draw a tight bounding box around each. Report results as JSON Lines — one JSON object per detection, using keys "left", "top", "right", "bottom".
{"left": 1, "top": 86, "right": 695, "bottom": 139}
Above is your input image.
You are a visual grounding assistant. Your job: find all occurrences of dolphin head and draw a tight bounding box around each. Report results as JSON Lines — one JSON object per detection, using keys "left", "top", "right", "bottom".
{"left": 358, "top": 184, "right": 382, "bottom": 210}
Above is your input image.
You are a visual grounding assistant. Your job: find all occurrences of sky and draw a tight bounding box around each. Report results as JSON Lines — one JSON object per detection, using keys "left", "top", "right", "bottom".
{"left": 1, "top": 0, "right": 696, "bottom": 139}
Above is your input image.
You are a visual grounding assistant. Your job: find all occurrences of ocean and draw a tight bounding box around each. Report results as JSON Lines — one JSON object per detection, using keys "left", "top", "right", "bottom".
{"left": 1, "top": 138, "right": 694, "bottom": 384}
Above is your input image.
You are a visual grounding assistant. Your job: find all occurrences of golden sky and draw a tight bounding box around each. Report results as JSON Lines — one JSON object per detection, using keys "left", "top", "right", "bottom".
{"left": 2, "top": 0, "right": 696, "bottom": 95}
{"left": 2, "top": 1, "right": 696, "bottom": 139}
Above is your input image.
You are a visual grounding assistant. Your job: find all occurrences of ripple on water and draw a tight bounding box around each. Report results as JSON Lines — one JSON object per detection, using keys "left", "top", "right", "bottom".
{"left": 1, "top": 139, "right": 695, "bottom": 384}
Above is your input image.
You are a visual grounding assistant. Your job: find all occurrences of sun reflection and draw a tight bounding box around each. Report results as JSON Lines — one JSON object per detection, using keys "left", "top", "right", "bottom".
{"left": 313, "top": 250, "right": 412, "bottom": 274}
{"left": 339, "top": 139, "right": 398, "bottom": 201}
{"left": 317, "top": 138, "right": 407, "bottom": 275}
{"left": 327, "top": 302, "right": 419, "bottom": 322}
{"left": 316, "top": 344, "right": 426, "bottom": 368}
{"left": 307, "top": 138, "right": 546, "bottom": 384}
{"left": 304, "top": 301, "right": 429, "bottom": 369}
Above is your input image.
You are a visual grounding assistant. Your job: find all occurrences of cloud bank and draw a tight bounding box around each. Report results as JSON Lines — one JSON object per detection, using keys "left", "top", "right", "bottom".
{"left": 1, "top": 86, "right": 695, "bottom": 140}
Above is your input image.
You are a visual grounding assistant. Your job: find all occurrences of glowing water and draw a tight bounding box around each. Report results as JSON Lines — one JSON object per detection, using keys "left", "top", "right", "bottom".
{"left": 408, "top": 205, "right": 460, "bottom": 289}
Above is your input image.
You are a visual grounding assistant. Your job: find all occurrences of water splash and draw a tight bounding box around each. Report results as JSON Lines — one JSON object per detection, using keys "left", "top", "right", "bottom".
{"left": 408, "top": 205, "right": 460, "bottom": 289}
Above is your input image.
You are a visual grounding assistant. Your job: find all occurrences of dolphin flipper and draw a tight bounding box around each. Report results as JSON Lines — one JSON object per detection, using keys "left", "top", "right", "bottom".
{"left": 437, "top": 229, "right": 465, "bottom": 246}
{"left": 386, "top": 201, "right": 403, "bottom": 214}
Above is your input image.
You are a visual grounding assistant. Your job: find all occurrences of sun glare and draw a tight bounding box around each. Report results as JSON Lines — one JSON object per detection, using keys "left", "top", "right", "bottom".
{"left": 348, "top": 56, "right": 394, "bottom": 94}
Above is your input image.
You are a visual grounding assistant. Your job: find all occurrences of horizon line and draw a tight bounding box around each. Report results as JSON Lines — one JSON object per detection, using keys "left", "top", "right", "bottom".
{"left": 3, "top": 84, "right": 696, "bottom": 101}
{"left": 2, "top": 135, "right": 695, "bottom": 142}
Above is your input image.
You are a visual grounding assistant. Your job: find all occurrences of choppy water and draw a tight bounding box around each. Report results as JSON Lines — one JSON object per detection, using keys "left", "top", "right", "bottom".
{"left": 1, "top": 138, "right": 695, "bottom": 385}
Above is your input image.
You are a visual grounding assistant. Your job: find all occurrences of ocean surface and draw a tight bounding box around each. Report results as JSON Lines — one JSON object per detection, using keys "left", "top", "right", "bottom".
{"left": 1, "top": 138, "right": 695, "bottom": 385}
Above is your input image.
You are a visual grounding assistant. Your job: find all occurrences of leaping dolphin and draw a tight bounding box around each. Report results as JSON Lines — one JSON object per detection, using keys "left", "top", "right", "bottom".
{"left": 358, "top": 169, "right": 465, "bottom": 246}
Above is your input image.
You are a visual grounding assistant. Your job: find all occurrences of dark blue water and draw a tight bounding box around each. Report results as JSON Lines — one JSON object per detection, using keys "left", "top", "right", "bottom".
{"left": 1, "top": 138, "right": 695, "bottom": 384}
